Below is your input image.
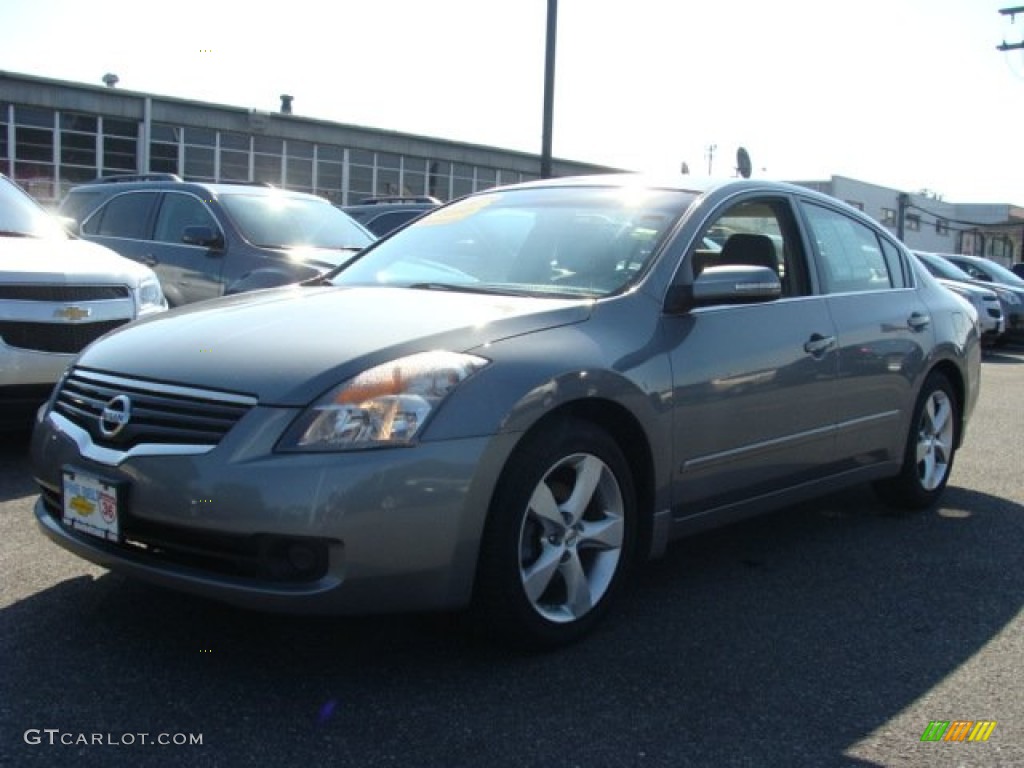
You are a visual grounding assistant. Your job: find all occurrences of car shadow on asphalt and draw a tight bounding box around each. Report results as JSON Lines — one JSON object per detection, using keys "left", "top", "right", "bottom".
{"left": 0, "top": 428, "right": 36, "bottom": 502}
{"left": 2, "top": 484, "right": 1021, "bottom": 767}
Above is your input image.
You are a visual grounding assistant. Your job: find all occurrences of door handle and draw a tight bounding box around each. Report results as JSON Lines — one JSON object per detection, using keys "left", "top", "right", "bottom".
{"left": 908, "top": 312, "right": 930, "bottom": 331}
{"left": 803, "top": 333, "right": 836, "bottom": 357}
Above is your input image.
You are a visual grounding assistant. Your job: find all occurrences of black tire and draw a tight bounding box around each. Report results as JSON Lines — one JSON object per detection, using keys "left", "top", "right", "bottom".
{"left": 874, "top": 371, "right": 959, "bottom": 510}
{"left": 473, "top": 419, "right": 637, "bottom": 650}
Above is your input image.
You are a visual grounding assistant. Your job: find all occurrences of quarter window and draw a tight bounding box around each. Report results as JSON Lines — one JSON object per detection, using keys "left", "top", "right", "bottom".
{"left": 802, "top": 202, "right": 893, "bottom": 293}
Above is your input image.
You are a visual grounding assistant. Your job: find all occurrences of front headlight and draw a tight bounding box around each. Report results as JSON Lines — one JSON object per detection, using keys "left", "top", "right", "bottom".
{"left": 279, "top": 350, "right": 489, "bottom": 451}
{"left": 136, "top": 276, "right": 168, "bottom": 314}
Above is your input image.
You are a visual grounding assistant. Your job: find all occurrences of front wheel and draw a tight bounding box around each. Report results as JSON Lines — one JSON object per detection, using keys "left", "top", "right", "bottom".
{"left": 474, "top": 420, "right": 636, "bottom": 649}
{"left": 874, "top": 371, "right": 959, "bottom": 510}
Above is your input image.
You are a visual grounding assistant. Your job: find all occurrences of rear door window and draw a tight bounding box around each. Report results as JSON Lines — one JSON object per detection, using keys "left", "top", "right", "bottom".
{"left": 800, "top": 202, "right": 895, "bottom": 293}
{"left": 83, "top": 192, "right": 158, "bottom": 239}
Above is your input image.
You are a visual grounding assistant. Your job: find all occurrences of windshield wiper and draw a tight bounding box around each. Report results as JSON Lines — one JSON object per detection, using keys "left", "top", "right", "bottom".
{"left": 407, "top": 282, "right": 532, "bottom": 297}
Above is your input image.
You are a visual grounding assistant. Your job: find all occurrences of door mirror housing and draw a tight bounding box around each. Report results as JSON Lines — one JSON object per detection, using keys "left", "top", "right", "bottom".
{"left": 665, "top": 265, "right": 782, "bottom": 313}
{"left": 182, "top": 225, "right": 223, "bottom": 249}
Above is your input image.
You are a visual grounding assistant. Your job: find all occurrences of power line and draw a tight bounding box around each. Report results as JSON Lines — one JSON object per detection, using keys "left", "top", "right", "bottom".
{"left": 997, "top": 6, "right": 1024, "bottom": 51}
{"left": 907, "top": 202, "right": 1019, "bottom": 229}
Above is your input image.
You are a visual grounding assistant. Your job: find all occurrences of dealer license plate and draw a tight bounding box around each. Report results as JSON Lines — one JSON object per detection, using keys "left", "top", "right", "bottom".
{"left": 62, "top": 468, "right": 121, "bottom": 542}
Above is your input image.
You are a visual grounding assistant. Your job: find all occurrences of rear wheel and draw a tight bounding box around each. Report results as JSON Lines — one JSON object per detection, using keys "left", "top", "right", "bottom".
{"left": 875, "top": 371, "right": 959, "bottom": 510}
{"left": 474, "top": 420, "right": 636, "bottom": 649}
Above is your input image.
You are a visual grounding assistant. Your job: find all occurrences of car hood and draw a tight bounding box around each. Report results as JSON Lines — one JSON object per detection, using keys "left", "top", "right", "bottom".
{"left": 0, "top": 236, "right": 155, "bottom": 284}
{"left": 935, "top": 278, "right": 995, "bottom": 299}
{"left": 75, "top": 285, "right": 593, "bottom": 405}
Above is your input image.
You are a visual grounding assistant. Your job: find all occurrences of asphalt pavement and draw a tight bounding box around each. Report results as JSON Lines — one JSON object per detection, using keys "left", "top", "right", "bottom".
{"left": 1, "top": 347, "right": 1022, "bottom": 768}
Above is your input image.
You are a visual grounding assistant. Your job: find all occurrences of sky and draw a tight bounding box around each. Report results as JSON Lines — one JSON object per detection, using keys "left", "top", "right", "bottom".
{"left": 2, "top": 0, "right": 1023, "bottom": 205}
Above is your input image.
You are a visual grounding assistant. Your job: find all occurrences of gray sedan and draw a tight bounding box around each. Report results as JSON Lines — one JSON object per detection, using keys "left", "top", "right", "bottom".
{"left": 30, "top": 175, "right": 981, "bottom": 648}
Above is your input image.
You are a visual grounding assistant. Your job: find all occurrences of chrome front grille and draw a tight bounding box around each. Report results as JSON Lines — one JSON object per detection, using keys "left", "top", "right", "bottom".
{"left": 54, "top": 367, "right": 257, "bottom": 450}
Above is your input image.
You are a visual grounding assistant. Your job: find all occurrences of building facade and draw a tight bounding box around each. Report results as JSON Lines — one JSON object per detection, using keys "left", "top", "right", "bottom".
{"left": 1, "top": 71, "right": 616, "bottom": 208}
{"left": 794, "top": 176, "right": 1024, "bottom": 266}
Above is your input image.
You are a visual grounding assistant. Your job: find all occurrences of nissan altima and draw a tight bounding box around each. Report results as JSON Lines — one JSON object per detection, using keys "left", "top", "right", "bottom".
{"left": 30, "top": 175, "right": 981, "bottom": 648}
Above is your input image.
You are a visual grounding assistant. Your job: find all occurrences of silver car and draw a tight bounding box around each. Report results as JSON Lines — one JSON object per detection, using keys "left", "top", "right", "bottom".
{"left": 30, "top": 176, "right": 981, "bottom": 648}
{"left": 913, "top": 251, "right": 1004, "bottom": 345}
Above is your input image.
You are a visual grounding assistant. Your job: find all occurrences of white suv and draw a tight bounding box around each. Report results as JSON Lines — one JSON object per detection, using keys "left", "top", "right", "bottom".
{"left": 1, "top": 174, "right": 167, "bottom": 427}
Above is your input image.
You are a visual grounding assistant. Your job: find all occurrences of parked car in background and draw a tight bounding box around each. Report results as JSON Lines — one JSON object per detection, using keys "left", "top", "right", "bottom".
{"left": 1011, "top": 262, "right": 1024, "bottom": 279}
{"left": 340, "top": 196, "right": 441, "bottom": 237}
{"left": 937, "top": 253, "right": 1024, "bottom": 343}
{"left": 913, "top": 251, "right": 1004, "bottom": 346}
{"left": 31, "top": 175, "right": 980, "bottom": 648}
{"left": 59, "top": 177, "right": 374, "bottom": 306}
{"left": 1, "top": 174, "right": 166, "bottom": 428}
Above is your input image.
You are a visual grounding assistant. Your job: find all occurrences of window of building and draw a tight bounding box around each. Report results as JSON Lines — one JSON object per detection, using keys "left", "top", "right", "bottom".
{"left": 906, "top": 213, "right": 920, "bottom": 232}
{"left": 219, "top": 132, "right": 251, "bottom": 181}
{"left": 1, "top": 103, "right": 9, "bottom": 167}
{"left": 844, "top": 200, "right": 864, "bottom": 211}
{"left": 880, "top": 208, "right": 896, "bottom": 227}
{"left": 13, "top": 106, "right": 55, "bottom": 199}
{"left": 183, "top": 127, "right": 216, "bottom": 181}
{"left": 401, "top": 156, "right": 428, "bottom": 197}
{"left": 935, "top": 218, "right": 949, "bottom": 236}
{"left": 315, "top": 145, "right": 344, "bottom": 203}
{"left": 285, "top": 140, "right": 314, "bottom": 192}
{"left": 252, "top": 135, "right": 282, "bottom": 185}
{"left": 59, "top": 112, "right": 98, "bottom": 193}
{"left": 475, "top": 167, "right": 497, "bottom": 192}
{"left": 452, "top": 163, "right": 474, "bottom": 199}
{"left": 987, "top": 235, "right": 1014, "bottom": 263}
{"left": 428, "top": 160, "right": 450, "bottom": 200}
{"left": 375, "top": 152, "right": 401, "bottom": 197}
{"left": 960, "top": 231, "right": 982, "bottom": 256}
{"left": 102, "top": 118, "right": 138, "bottom": 174}
{"left": 348, "top": 149, "right": 374, "bottom": 202}
{"left": 150, "top": 123, "right": 181, "bottom": 175}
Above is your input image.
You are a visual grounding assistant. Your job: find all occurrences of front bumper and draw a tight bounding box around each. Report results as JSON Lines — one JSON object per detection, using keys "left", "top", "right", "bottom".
{"left": 0, "top": 343, "right": 72, "bottom": 391}
{"left": 31, "top": 405, "right": 512, "bottom": 615}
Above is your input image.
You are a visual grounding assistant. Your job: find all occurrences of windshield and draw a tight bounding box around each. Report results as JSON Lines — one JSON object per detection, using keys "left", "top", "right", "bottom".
{"left": 0, "top": 175, "right": 69, "bottom": 239}
{"left": 219, "top": 192, "right": 375, "bottom": 250}
{"left": 916, "top": 252, "right": 975, "bottom": 282}
{"left": 331, "top": 186, "right": 694, "bottom": 298}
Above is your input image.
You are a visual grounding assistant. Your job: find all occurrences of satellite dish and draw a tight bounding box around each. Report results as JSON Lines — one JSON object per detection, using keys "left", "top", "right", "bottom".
{"left": 736, "top": 147, "right": 752, "bottom": 179}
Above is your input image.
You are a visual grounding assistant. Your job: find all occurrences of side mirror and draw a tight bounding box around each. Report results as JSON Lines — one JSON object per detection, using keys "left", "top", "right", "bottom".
{"left": 665, "top": 265, "right": 782, "bottom": 313}
{"left": 53, "top": 215, "right": 78, "bottom": 234}
{"left": 182, "top": 225, "right": 223, "bottom": 249}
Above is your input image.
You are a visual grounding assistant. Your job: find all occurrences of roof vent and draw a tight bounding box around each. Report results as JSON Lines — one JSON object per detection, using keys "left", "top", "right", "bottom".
{"left": 102, "top": 73, "right": 119, "bottom": 88}
{"left": 280, "top": 94, "right": 293, "bottom": 115}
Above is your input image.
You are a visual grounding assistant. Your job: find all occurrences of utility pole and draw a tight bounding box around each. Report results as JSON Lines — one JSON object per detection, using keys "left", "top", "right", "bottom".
{"left": 897, "top": 193, "right": 910, "bottom": 242}
{"left": 540, "top": 0, "right": 558, "bottom": 178}
{"left": 997, "top": 6, "right": 1024, "bottom": 52}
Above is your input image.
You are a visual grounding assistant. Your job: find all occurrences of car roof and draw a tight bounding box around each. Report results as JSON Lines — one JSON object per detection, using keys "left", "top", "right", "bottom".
{"left": 501, "top": 173, "right": 806, "bottom": 196}
{"left": 65, "top": 178, "right": 326, "bottom": 200}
